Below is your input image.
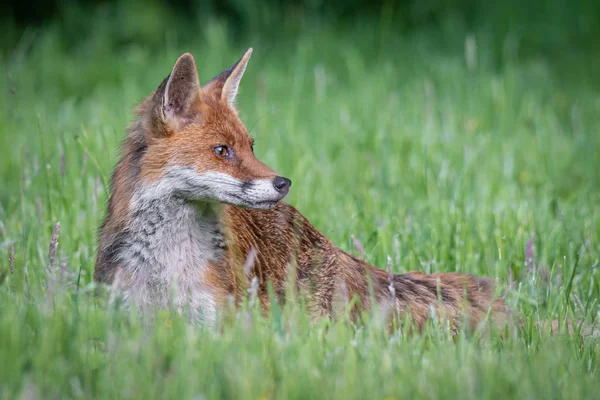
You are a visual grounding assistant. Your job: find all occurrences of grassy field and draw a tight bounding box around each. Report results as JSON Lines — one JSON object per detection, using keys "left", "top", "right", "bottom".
{"left": 1, "top": 1, "right": 599, "bottom": 398}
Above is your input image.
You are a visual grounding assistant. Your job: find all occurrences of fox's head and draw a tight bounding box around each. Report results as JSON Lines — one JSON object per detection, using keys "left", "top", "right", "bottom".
{"left": 136, "top": 49, "right": 291, "bottom": 209}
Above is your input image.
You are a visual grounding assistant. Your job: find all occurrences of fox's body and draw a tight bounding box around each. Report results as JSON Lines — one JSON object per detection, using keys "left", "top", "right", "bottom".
{"left": 95, "top": 49, "right": 506, "bottom": 329}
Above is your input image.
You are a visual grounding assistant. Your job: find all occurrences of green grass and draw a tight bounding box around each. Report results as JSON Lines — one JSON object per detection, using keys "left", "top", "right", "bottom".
{"left": 1, "top": 1, "right": 599, "bottom": 398}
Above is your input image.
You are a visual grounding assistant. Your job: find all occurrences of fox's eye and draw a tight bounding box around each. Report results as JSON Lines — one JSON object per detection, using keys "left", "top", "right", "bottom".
{"left": 213, "top": 145, "right": 230, "bottom": 158}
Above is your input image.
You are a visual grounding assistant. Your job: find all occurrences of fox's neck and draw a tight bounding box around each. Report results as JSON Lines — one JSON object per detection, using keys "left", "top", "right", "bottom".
{"left": 126, "top": 191, "right": 226, "bottom": 265}
{"left": 117, "top": 190, "right": 226, "bottom": 322}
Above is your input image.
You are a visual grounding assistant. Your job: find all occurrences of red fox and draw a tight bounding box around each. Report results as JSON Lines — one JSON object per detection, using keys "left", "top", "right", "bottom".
{"left": 95, "top": 49, "right": 507, "bottom": 330}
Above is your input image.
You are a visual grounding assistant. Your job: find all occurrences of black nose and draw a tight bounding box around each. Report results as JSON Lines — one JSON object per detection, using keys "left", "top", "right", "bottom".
{"left": 273, "top": 176, "right": 292, "bottom": 193}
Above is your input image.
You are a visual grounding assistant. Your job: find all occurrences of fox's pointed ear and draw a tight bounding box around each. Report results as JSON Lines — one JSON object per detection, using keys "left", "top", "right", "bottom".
{"left": 221, "top": 48, "right": 252, "bottom": 107}
{"left": 157, "top": 53, "right": 200, "bottom": 131}
{"left": 204, "top": 48, "right": 252, "bottom": 109}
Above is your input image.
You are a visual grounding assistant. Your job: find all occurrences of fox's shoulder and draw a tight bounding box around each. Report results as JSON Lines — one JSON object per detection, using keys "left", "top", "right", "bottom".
{"left": 222, "top": 202, "right": 322, "bottom": 240}
{"left": 221, "top": 202, "right": 331, "bottom": 265}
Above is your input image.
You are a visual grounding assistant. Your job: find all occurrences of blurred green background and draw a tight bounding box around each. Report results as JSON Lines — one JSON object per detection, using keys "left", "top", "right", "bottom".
{"left": 0, "top": 0, "right": 599, "bottom": 398}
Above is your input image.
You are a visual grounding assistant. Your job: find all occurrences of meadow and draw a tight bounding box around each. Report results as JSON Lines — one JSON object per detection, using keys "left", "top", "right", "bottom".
{"left": 0, "top": 1, "right": 599, "bottom": 398}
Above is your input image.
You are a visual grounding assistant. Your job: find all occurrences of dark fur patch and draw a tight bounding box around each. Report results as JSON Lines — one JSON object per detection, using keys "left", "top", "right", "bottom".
{"left": 103, "top": 231, "right": 128, "bottom": 264}
{"left": 155, "top": 75, "right": 170, "bottom": 101}
{"left": 393, "top": 274, "right": 454, "bottom": 304}
{"left": 240, "top": 181, "right": 253, "bottom": 194}
{"left": 421, "top": 278, "right": 454, "bottom": 303}
{"left": 477, "top": 277, "right": 492, "bottom": 293}
{"left": 130, "top": 139, "right": 147, "bottom": 172}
